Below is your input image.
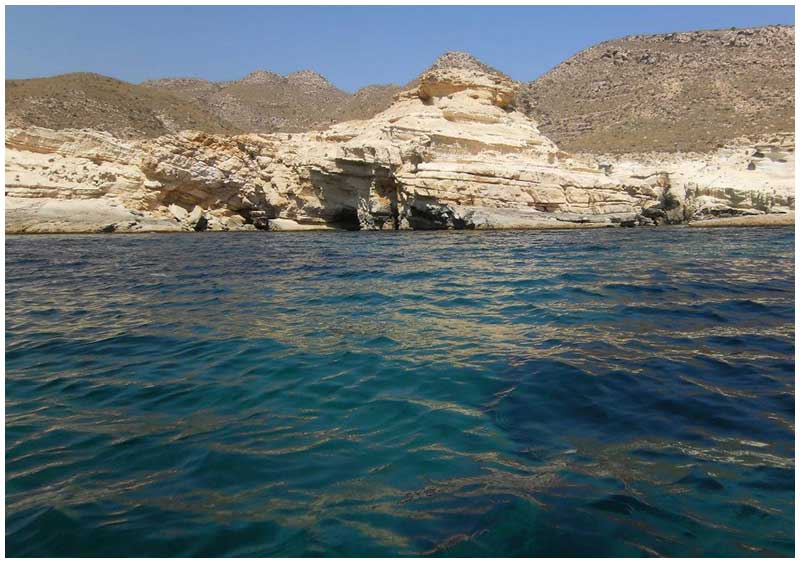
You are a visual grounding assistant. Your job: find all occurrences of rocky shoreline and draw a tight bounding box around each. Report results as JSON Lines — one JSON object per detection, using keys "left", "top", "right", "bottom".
{"left": 5, "top": 59, "right": 794, "bottom": 234}
{"left": 687, "top": 213, "right": 795, "bottom": 228}
{"left": 5, "top": 217, "right": 794, "bottom": 236}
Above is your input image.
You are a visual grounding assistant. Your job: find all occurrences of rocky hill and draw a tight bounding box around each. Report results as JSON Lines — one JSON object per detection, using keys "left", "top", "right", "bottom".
{"left": 6, "top": 73, "right": 239, "bottom": 139}
{"left": 5, "top": 25, "right": 794, "bottom": 153}
{"left": 330, "top": 84, "right": 404, "bottom": 125}
{"left": 518, "top": 25, "right": 795, "bottom": 153}
{"left": 139, "top": 52, "right": 502, "bottom": 132}
{"left": 142, "top": 71, "right": 402, "bottom": 133}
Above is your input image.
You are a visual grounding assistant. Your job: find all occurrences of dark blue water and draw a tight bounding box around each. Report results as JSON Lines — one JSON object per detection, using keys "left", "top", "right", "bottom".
{"left": 6, "top": 227, "right": 795, "bottom": 557}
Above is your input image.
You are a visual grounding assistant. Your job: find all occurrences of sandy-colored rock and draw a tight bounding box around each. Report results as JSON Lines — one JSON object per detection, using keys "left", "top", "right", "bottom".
{"left": 689, "top": 213, "right": 794, "bottom": 228}
{"left": 168, "top": 203, "right": 188, "bottom": 221}
{"left": 186, "top": 205, "right": 204, "bottom": 225}
{"left": 5, "top": 197, "right": 183, "bottom": 233}
{"left": 5, "top": 64, "right": 795, "bottom": 233}
{"left": 267, "top": 218, "right": 338, "bottom": 231}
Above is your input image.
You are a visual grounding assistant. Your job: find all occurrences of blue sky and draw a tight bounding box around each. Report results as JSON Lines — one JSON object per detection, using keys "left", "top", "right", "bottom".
{"left": 6, "top": 5, "right": 794, "bottom": 91}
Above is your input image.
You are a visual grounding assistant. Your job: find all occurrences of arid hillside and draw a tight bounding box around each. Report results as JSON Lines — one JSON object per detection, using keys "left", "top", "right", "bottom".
{"left": 6, "top": 25, "right": 794, "bottom": 152}
{"left": 142, "top": 71, "right": 402, "bottom": 133}
{"left": 518, "top": 25, "right": 795, "bottom": 153}
{"left": 6, "top": 73, "right": 239, "bottom": 139}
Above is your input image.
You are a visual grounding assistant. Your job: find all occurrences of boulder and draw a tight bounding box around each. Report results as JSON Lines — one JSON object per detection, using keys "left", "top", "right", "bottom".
{"left": 168, "top": 203, "right": 188, "bottom": 222}
{"left": 267, "top": 218, "right": 336, "bottom": 231}
{"left": 186, "top": 205, "right": 207, "bottom": 231}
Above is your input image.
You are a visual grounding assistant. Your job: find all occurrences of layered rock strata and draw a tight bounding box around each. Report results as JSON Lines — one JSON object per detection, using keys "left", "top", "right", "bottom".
{"left": 6, "top": 66, "right": 794, "bottom": 233}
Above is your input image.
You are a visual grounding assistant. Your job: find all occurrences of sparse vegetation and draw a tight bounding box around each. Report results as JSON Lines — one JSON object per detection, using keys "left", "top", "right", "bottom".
{"left": 6, "top": 26, "right": 794, "bottom": 151}
{"left": 518, "top": 25, "right": 794, "bottom": 153}
{"left": 724, "top": 187, "right": 748, "bottom": 207}
{"left": 142, "top": 72, "right": 402, "bottom": 134}
{"left": 6, "top": 73, "right": 238, "bottom": 138}
{"left": 752, "top": 191, "right": 776, "bottom": 212}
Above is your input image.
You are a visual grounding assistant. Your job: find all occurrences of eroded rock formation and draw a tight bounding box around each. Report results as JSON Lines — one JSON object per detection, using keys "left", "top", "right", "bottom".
{"left": 5, "top": 64, "right": 795, "bottom": 233}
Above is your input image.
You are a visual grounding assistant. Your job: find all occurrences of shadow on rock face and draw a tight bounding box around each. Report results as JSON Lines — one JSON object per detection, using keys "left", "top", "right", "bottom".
{"left": 329, "top": 208, "right": 360, "bottom": 231}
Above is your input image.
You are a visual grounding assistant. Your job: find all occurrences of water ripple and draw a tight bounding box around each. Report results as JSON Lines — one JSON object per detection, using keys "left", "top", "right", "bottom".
{"left": 5, "top": 227, "right": 795, "bottom": 556}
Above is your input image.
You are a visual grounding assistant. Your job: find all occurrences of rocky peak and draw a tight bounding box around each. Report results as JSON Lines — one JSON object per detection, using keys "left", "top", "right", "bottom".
{"left": 403, "top": 52, "right": 517, "bottom": 108}
{"left": 425, "top": 51, "right": 507, "bottom": 77}
{"left": 286, "top": 70, "right": 334, "bottom": 90}
{"left": 239, "top": 70, "right": 284, "bottom": 85}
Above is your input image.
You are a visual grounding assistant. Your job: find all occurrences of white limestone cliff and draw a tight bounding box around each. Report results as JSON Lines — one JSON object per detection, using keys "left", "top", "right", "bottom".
{"left": 5, "top": 67, "right": 794, "bottom": 233}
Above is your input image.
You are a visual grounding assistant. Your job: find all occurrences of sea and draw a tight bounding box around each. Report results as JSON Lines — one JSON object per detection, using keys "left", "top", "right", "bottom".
{"left": 5, "top": 227, "right": 795, "bottom": 556}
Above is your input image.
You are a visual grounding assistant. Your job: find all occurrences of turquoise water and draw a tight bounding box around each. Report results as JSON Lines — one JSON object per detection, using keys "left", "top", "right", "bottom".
{"left": 6, "top": 227, "right": 795, "bottom": 556}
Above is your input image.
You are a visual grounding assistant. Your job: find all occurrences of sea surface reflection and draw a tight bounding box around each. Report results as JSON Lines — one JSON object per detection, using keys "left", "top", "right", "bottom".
{"left": 5, "top": 227, "right": 795, "bottom": 556}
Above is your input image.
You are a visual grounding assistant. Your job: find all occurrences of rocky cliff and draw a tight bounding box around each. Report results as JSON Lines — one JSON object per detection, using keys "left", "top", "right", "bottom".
{"left": 6, "top": 60, "right": 794, "bottom": 234}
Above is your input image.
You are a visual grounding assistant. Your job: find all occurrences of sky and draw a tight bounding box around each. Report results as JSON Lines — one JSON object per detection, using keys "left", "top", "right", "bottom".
{"left": 6, "top": 5, "right": 795, "bottom": 92}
